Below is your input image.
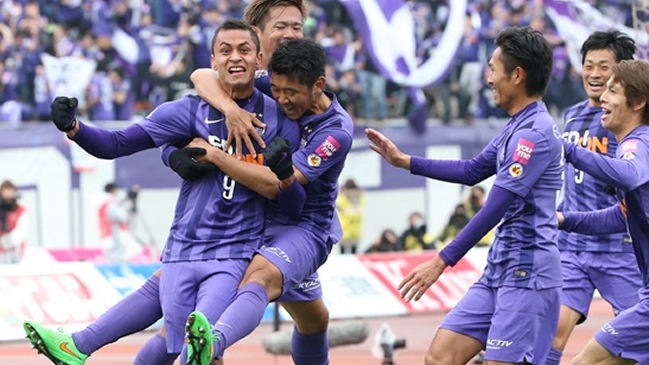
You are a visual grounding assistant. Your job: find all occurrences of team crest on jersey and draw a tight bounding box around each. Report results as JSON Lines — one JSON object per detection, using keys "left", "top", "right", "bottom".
{"left": 622, "top": 152, "right": 635, "bottom": 160}
{"left": 513, "top": 138, "right": 535, "bottom": 165}
{"left": 509, "top": 162, "right": 524, "bottom": 178}
{"left": 307, "top": 154, "right": 322, "bottom": 167}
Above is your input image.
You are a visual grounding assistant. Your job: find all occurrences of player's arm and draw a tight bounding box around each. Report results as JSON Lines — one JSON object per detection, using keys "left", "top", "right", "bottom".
{"left": 439, "top": 185, "right": 515, "bottom": 266}
{"left": 564, "top": 140, "right": 649, "bottom": 191}
{"left": 559, "top": 203, "right": 627, "bottom": 235}
{"left": 366, "top": 128, "right": 496, "bottom": 185}
{"left": 190, "top": 68, "right": 265, "bottom": 156}
{"left": 51, "top": 97, "right": 155, "bottom": 158}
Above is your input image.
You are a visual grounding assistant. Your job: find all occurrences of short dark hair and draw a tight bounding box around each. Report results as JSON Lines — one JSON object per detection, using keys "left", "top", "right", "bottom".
{"left": 104, "top": 182, "right": 119, "bottom": 193}
{"left": 495, "top": 26, "right": 553, "bottom": 97}
{"left": 268, "top": 38, "right": 325, "bottom": 87}
{"left": 211, "top": 19, "right": 260, "bottom": 55}
{"left": 581, "top": 30, "right": 636, "bottom": 65}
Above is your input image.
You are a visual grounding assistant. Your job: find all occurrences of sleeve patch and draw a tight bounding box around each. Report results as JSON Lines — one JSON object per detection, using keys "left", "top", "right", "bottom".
{"left": 307, "top": 154, "right": 322, "bottom": 167}
{"left": 508, "top": 162, "right": 524, "bottom": 178}
{"left": 513, "top": 138, "right": 535, "bottom": 165}
{"left": 315, "top": 135, "right": 340, "bottom": 161}
{"left": 620, "top": 139, "right": 639, "bottom": 154}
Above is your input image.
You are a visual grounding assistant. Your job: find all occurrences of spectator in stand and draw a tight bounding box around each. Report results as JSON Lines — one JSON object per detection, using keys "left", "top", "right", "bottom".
{"left": 356, "top": 41, "right": 387, "bottom": 121}
{"left": 400, "top": 211, "right": 434, "bottom": 251}
{"left": 336, "top": 178, "right": 365, "bottom": 254}
{"left": 463, "top": 185, "right": 494, "bottom": 247}
{"left": 365, "top": 229, "right": 402, "bottom": 253}
{"left": 0, "top": 179, "right": 28, "bottom": 265}
{"left": 108, "top": 66, "right": 135, "bottom": 121}
{"left": 435, "top": 204, "right": 470, "bottom": 250}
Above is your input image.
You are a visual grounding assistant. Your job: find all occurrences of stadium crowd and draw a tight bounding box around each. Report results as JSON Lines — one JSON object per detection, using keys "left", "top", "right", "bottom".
{"left": 0, "top": 0, "right": 640, "bottom": 126}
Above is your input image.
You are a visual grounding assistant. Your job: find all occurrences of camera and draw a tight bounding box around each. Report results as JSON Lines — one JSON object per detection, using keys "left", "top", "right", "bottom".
{"left": 0, "top": 197, "right": 17, "bottom": 231}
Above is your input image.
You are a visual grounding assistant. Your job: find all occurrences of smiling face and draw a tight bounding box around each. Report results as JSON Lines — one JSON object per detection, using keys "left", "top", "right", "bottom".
{"left": 487, "top": 47, "right": 517, "bottom": 114}
{"left": 210, "top": 29, "right": 260, "bottom": 92}
{"left": 257, "top": 6, "right": 304, "bottom": 67}
{"left": 270, "top": 74, "right": 322, "bottom": 119}
{"left": 582, "top": 48, "right": 616, "bottom": 107}
{"left": 600, "top": 76, "right": 633, "bottom": 136}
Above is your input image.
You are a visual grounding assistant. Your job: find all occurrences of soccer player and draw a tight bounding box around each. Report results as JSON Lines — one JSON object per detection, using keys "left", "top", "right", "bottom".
{"left": 179, "top": 38, "right": 352, "bottom": 365}
{"left": 559, "top": 59, "right": 649, "bottom": 365}
{"left": 546, "top": 30, "right": 641, "bottom": 365}
{"left": 366, "top": 26, "right": 562, "bottom": 365}
{"left": 23, "top": 19, "right": 302, "bottom": 365}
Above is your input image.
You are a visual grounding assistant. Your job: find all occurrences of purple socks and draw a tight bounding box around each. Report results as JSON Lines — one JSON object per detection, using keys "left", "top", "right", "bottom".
{"left": 212, "top": 282, "right": 269, "bottom": 358}
{"left": 133, "top": 333, "right": 178, "bottom": 365}
{"left": 72, "top": 275, "right": 163, "bottom": 355}
{"left": 291, "top": 326, "right": 329, "bottom": 365}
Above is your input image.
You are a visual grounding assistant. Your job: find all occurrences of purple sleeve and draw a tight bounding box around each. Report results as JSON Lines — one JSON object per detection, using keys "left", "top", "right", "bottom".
{"left": 276, "top": 178, "right": 306, "bottom": 219}
{"left": 71, "top": 121, "right": 155, "bottom": 159}
{"left": 254, "top": 72, "right": 272, "bottom": 97}
{"left": 161, "top": 144, "right": 177, "bottom": 166}
{"left": 438, "top": 185, "right": 516, "bottom": 266}
{"left": 561, "top": 205, "right": 627, "bottom": 235}
{"left": 564, "top": 140, "right": 649, "bottom": 191}
{"left": 409, "top": 141, "right": 497, "bottom": 185}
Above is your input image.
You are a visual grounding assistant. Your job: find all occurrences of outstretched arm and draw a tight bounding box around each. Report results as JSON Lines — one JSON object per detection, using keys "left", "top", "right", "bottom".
{"left": 190, "top": 68, "right": 266, "bottom": 157}
{"left": 559, "top": 204, "right": 627, "bottom": 235}
{"left": 365, "top": 128, "right": 494, "bottom": 185}
{"left": 69, "top": 121, "right": 155, "bottom": 159}
{"left": 564, "top": 141, "right": 649, "bottom": 191}
{"left": 398, "top": 185, "right": 516, "bottom": 302}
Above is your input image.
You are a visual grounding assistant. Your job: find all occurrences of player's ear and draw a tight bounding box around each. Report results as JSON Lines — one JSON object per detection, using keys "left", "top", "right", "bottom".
{"left": 210, "top": 55, "right": 217, "bottom": 71}
{"left": 632, "top": 99, "right": 647, "bottom": 113}
{"left": 314, "top": 75, "right": 326, "bottom": 93}
{"left": 513, "top": 66, "right": 526, "bottom": 86}
{"left": 256, "top": 52, "right": 263, "bottom": 69}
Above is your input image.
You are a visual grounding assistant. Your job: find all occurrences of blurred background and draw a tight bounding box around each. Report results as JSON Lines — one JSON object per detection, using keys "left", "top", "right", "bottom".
{"left": 1, "top": 0, "right": 648, "bottom": 361}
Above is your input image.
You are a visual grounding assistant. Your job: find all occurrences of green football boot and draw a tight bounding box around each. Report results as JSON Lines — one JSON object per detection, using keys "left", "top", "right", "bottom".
{"left": 23, "top": 320, "right": 88, "bottom": 365}
{"left": 185, "top": 311, "right": 217, "bottom": 365}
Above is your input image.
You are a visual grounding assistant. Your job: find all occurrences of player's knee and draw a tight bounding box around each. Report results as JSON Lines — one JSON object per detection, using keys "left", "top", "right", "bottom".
{"left": 242, "top": 266, "right": 282, "bottom": 297}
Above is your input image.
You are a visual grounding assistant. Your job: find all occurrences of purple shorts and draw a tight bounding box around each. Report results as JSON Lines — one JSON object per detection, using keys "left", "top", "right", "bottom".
{"left": 594, "top": 288, "right": 649, "bottom": 363}
{"left": 258, "top": 224, "right": 332, "bottom": 300}
{"left": 441, "top": 281, "right": 560, "bottom": 364}
{"left": 159, "top": 259, "right": 249, "bottom": 353}
{"left": 561, "top": 251, "right": 641, "bottom": 322}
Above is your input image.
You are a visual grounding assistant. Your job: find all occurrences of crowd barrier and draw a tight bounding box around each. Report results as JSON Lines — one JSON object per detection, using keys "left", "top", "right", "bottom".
{"left": 0, "top": 248, "right": 489, "bottom": 342}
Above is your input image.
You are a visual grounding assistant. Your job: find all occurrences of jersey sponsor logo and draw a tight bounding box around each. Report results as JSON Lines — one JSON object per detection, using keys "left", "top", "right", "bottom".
{"left": 620, "top": 139, "right": 639, "bottom": 154}
{"left": 513, "top": 138, "right": 535, "bottom": 165}
{"left": 562, "top": 130, "right": 609, "bottom": 154}
{"left": 316, "top": 135, "right": 341, "bottom": 161}
{"left": 601, "top": 323, "right": 619, "bottom": 335}
{"left": 259, "top": 245, "right": 292, "bottom": 263}
{"left": 307, "top": 154, "right": 322, "bottom": 167}
{"left": 508, "top": 162, "right": 523, "bottom": 178}
{"left": 486, "top": 338, "right": 514, "bottom": 349}
{"left": 293, "top": 277, "right": 321, "bottom": 292}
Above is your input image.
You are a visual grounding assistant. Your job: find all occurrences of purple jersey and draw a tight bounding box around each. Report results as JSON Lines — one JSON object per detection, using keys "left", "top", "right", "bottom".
{"left": 138, "top": 89, "right": 299, "bottom": 262}
{"left": 559, "top": 100, "right": 631, "bottom": 252}
{"left": 480, "top": 101, "right": 563, "bottom": 289}
{"left": 563, "top": 125, "right": 649, "bottom": 287}
{"left": 265, "top": 91, "right": 352, "bottom": 245}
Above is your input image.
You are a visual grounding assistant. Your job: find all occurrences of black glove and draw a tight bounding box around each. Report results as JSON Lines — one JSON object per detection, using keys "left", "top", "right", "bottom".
{"left": 265, "top": 137, "right": 293, "bottom": 180}
{"left": 169, "top": 147, "right": 216, "bottom": 181}
{"left": 51, "top": 96, "right": 79, "bottom": 132}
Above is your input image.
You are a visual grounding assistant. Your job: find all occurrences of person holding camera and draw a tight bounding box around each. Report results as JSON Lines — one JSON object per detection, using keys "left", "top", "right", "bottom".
{"left": 98, "top": 182, "right": 140, "bottom": 263}
{"left": 0, "top": 180, "right": 28, "bottom": 264}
